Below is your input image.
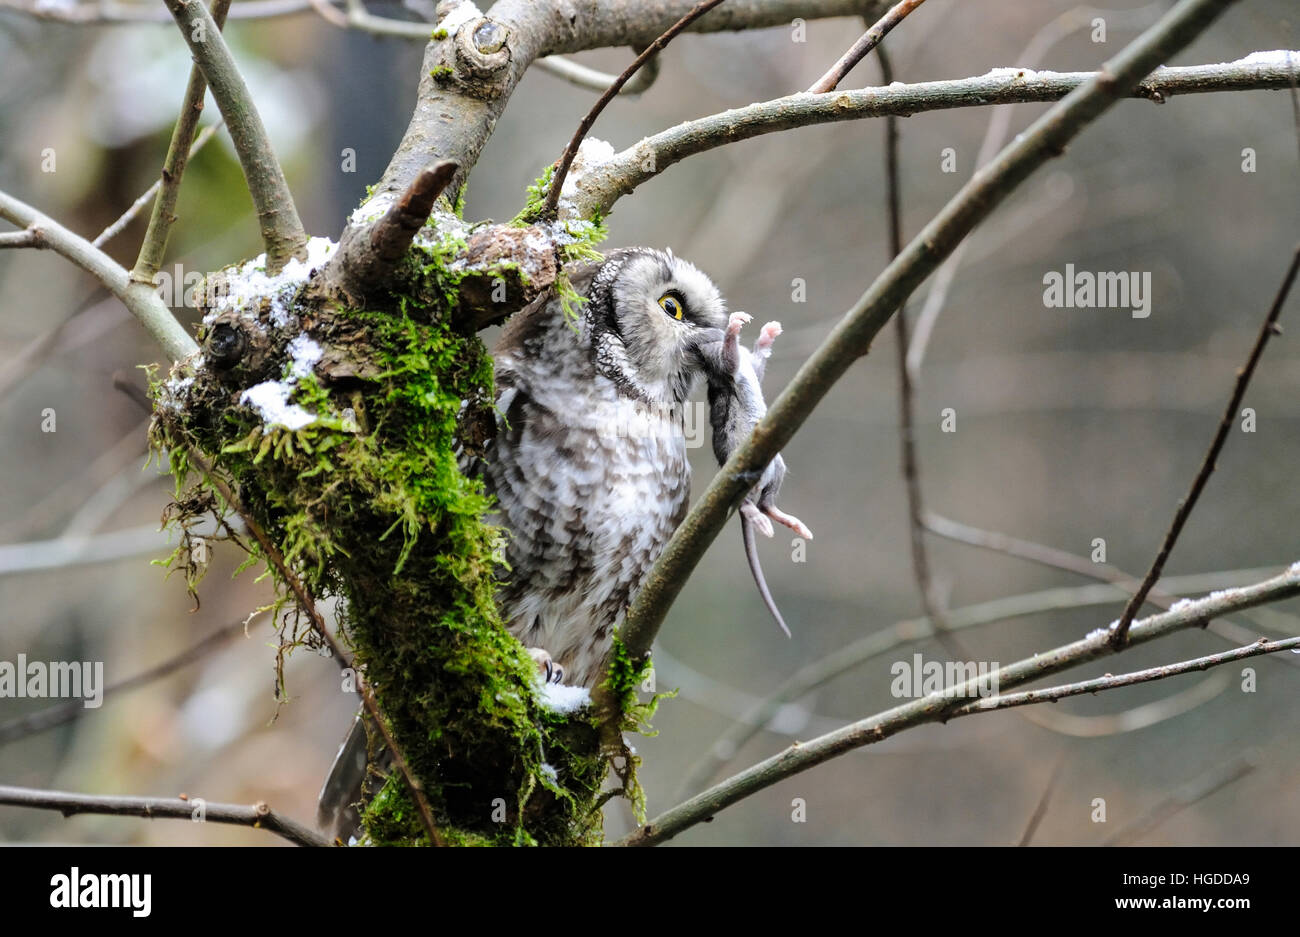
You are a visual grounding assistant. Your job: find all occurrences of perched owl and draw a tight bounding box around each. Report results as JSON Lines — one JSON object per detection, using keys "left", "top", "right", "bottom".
{"left": 318, "top": 247, "right": 733, "bottom": 837}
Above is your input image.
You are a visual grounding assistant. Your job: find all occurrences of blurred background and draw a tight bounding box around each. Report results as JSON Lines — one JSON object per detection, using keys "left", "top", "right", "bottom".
{"left": 0, "top": 0, "right": 1296, "bottom": 845}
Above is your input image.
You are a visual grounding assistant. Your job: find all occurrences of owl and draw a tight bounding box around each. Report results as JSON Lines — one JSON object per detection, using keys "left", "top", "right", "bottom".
{"left": 318, "top": 247, "right": 732, "bottom": 836}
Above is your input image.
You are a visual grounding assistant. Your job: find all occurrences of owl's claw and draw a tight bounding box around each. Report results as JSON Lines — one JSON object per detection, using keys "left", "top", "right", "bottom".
{"left": 741, "top": 500, "right": 774, "bottom": 538}
{"left": 764, "top": 505, "right": 812, "bottom": 540}
{"left": 528, "top": 647, "right": 566, "bottom": 684}
{"left": 726, "top": 311, "right": 752, "bottom": 338}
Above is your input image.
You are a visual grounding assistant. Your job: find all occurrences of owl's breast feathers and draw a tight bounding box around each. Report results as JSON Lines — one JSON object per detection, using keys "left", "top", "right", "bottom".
{"left": 480, "top": 284, "right": 691, "bottom": 688}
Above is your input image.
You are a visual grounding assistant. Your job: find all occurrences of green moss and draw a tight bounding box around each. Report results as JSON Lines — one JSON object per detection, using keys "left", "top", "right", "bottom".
{"left": 153, "top": 225, "right": 609, "bottom": 846}
{"left": 429, "top": 65, "right": 454, "bottom": 82}
{"left": 431, "top": 27, "right": 448, "bottom": 40}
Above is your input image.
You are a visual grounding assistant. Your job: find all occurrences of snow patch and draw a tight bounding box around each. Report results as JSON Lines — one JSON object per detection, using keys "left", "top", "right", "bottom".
{"left": 239, "top": 380, "right": 317, "bottom": 432}
{"left": 204, "top": 236, "right": 337, "bottom": 328}
{"left": 537, "top": 681, "right": 592, "bottom": 714}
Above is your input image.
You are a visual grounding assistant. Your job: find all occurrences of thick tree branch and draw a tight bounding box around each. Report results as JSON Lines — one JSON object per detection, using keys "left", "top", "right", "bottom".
{"left": 612, "top": 0, "right": 1244, "bottom": 673}
{"left": 1110, "top": 245, "right": 1300, "bottom": 648}
{"left": 0, "top": 190, "right": 197, "bottom": 361}
{"left": 162, "top": 0, "right": 308, "bottom": 272}
{"left": 0, "top": 784, "right": 329, "bottom": 847}
{"left": 570, "top": 52, "right": 1297, "bottom": 218}
{"left": 132, "top": 0, "right": 231, "bottom": 283}
{"left": 620, "top": 560, "right": 1300, "bottom": 846}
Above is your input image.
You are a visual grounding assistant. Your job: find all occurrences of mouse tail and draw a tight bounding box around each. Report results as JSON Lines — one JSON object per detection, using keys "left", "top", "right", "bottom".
{"left": 742, "top": 515, "right": 792, "bottom": 638}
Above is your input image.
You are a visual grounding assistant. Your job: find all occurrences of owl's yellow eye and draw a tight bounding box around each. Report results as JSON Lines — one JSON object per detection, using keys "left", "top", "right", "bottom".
{"left": 658, "top": 293, "right": 685, "bottom": 320}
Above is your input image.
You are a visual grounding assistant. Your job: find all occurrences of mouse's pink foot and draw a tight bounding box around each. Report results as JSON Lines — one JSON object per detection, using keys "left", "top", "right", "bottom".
{"left": 741, "top": 500, "right": 774, "bottom": 538}
{"left": 726, "top": 311, "right": 752, "bottom": 337}
{"left": 756, "top": 321, "right": 782, "bottom": 351}
{"left": 765, "top": 505, "right": 812, "bottom": 540}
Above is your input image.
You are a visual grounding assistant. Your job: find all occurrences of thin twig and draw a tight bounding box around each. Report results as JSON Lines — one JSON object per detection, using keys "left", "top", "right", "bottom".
{"left": 879, "top": 46, "right": 960, "bottom": 658}
{"left": 1017, "top": 751, "right": 1067, "bottom": 846}
{"left": 1110, "top": 245, "right": 1300, "bottom": 649}
{"left": 162, "top": 0, "right": 308, "bottom": 272}
{"left": 0, "top": 0, "right": 311, "bottom": 23}
{"left": 0, "top": 190, "right": 197, "bottom": 361}
{"left": 94, "top": 125, "right": 221, "bottom": 250}
{"left": 954, "top": 636, "right": 1300, "bottom": 718}
{"left": 0, "top": 784, "right": 329, "bottom": 847}
{"left": 808, "top": 0, "right": 927, "bottom": 93}
{"left": 0, "top": 228, "right": 41, "bottom": 248}
{"left": 0, "top": 617, "right": 251, "bottom": 746}
{"left": 611, "top": 0, "right": 1244, "bottom": 677}
{"left": 540, "top": 0, "right": 726, "bottom": 218}
{"left": 1104, "top": 753, "right": 1259, "bottom": 846}
{"left": 132, "top": 0, "right": 231, "bottom": 282}
{"left": 618, "top": 560, "right": 1300, "bottom": 846}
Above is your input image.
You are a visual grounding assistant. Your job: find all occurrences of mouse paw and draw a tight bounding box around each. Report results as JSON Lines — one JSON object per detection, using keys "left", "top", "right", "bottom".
{"left": 756, "top": 321, "right": 782, "bottom": 352}
{"left": 726, "top": 311, "right": 752, "bottom": 337}
{"left": 741, "top": 500, "right": 774, "bottom": 538}
{"left": 527, "top": 647, "right": 566, "bottom": 684}
{"left": 765, "top": 505, "right": 812, "bottom": 540}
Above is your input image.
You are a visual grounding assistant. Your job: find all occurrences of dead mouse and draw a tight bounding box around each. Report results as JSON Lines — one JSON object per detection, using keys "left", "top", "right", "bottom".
{"left": 703, "top": 311, "right": 813, "bottom": 637}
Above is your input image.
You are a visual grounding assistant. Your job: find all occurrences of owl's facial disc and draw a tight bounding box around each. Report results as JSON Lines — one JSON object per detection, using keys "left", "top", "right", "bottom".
{"left": 606, "top": 248, "right": 728, "bottom": 401}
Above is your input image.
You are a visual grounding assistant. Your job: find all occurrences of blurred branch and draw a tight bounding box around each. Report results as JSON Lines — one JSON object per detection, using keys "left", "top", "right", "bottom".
{"left": 571, "top": 52, "right": 1296, "bottom": 218}
{"left": 1016, "top": 670, "right": 1231, "bottom": 737}
{"left": 94, "top": 125, "right": 222, "bottom": 250}
{"left": 676, "top": 566, "right": 1280, "bottom": 796}
{"left": 622, "top": 560, "right": 1300, "bottom": 846}
{"left": 0, "top": 617, "right": 252, "bottom": 746}
{"left": 0, "top": 0, "right": 310, "bottom": 22}
{"left": 610, "top": 0, "right": 1244, "bottom": 676}
{"left": 1017, "top": 751, "right": 1066, "bottom": 846}
{"left": 1104, "top": 753, "right": 1260, "bottom": 846}
{"left": 132, "top": 0, "right": 231, "bottom": 282}
{"left": 0, "top": 190, "right": 196, "bottom": 360}
{"left": 0, "top": 784, "right": 329, "bottom": 847}
{"left": 536, "top": 54, "right": 660, "bottom": 95}
{"left": 923, "top": 511, "right": 1300, "bottom": 652}
{"left": 162, "top": 0, "right": 307, "bottom": 273}
{"left": 808, "top": 0, "right": 927, "bottom": 94}
{"left": 540, "top": 0, "right": 726, "bottom": 218}
{"left": 1110, "top": 245, "right": 1300, "bottom": 649}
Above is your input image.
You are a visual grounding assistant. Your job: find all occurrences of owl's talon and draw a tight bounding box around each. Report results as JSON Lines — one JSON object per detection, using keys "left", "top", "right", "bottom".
{"left": 528, "top": 647, "right": 566, "bottom": 684}
{"left": 726, "top": 311, "right": 752, "bottom": 337}
{"left": 765, "top": 505, "right": 812, "bottom": 540}
{"left": 756, "top": 321, "right": 782, "bottom": 352}
{"left": 741, "top": 501, "right": 774, "bottom": 538}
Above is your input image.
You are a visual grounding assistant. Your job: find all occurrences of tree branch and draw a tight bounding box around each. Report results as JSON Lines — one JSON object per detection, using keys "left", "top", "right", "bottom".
{"left": 620, "top": 560, "right": 1300, "bottom": 846}
{"left": 808, "top": 0, "right": 927, "bottom": 93}
{"left": 1110, "top": 244, "right": 1300, "bottom": 648}
{"left": 162, "top": 0, "right": 308, "bottom": 272}
{"left": 0, "top": 190, "right": 197, "bottom": 361}
{"left": 540, "top": 0, "right": 726, "bottom": 218}
{"left": 0, "top": 784, "right": 329, "bottom": 847}
{"left": 570, "top": 52, "right": 1297, "bottom": 218}
{"left": 611, "top": 0, "right": 1245, "bottom": 675}
{"left": 132, "top": 0, "right": 231, "bottom": 282}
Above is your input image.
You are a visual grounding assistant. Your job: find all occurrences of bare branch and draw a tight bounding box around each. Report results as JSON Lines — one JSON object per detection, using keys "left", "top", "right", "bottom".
{"left": 620, "top": 560, "right": 1300, "bottom": 846}
{"left": 0, "top": 228, "right": 41, "bottom": 248}
{"left": 0, "top": 0, "right": 310, "bottom": 23}
{"left": 541, "top": 0, "right": 726, "bottom": 218}
{"left": 570, "top": 53, "right": 1298, "bottom": 219}
{"left": 0, "top": 784, "right": 329, "bottom": 847}
{"left": 132, "top": 0, "right": 231, "bottom": 282}
{"left": 0, "top": 190, "right": 197, "bottom": 361}
{"left": 1110, "top": 245, "right": 1300, "bottom": 648}
{"left": 808, "top": 0, "right": 927, "bottom": 94}
{"left": 1017, "top": 752, "right": 1066, "bottom": 847}
{"left": 612, "top": 0, "right": 1246, "bottom": 675}
{"left": 536, "top": 54, "right": 660, "bottom": 96}
{"left": 162, "top": 0, "right": 308, "bottom": 272}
